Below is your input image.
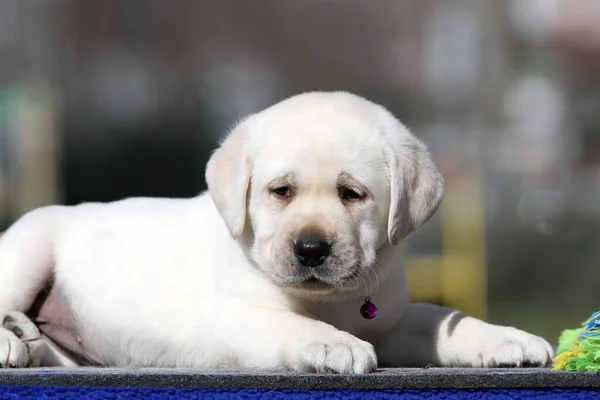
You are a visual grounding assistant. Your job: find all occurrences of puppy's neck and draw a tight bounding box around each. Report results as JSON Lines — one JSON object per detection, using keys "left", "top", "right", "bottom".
{"left": 286, "top": 249, "right": 409, "bottom": 336}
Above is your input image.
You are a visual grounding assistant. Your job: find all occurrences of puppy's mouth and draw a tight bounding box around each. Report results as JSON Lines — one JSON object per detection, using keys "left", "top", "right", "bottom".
{"left": 294, "top": 276, "right": 334, "bottom": 290}
{"left": 294, "top": 268, "right": 362, "bottom": 287}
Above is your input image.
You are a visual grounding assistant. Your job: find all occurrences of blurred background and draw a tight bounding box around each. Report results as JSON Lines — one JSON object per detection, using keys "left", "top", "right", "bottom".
{"left": 1, "top": 0, "right": 599, "bottom": 344}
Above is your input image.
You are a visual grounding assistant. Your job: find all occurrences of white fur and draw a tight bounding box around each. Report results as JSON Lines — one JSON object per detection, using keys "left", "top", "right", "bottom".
{"left": 0, "top": 92, "right": 553, "bottom": 372}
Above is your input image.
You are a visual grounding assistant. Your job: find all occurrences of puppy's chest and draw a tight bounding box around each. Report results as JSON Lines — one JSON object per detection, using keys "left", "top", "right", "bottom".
{"left": 304, "top": 300, "right": 394, "bottom": 341}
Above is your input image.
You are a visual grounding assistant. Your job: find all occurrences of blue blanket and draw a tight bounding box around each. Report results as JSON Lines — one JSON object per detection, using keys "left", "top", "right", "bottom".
{"left": 1, "top": 387, "right": 598, "bottom": 399}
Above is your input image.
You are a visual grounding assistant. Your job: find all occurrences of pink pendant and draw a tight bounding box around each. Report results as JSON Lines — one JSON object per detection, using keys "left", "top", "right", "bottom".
{"left": 360, "top": 296, "right": 378, "bottom": 319}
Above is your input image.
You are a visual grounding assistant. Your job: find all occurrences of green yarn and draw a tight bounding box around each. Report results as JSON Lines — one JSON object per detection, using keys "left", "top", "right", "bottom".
{"left": 556, "top": 328, "right": 584, "bottom": 355}
{"left": 562, "top": 338, "right": 600, "bottom": 372}
{"left": 553, "top": 312, "right": 600, "bottom": 372}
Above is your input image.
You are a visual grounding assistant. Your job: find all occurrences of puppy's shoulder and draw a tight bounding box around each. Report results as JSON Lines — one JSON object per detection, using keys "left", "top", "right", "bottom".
{"left": 58, "top": 194, "right": 217, "bottom": 239}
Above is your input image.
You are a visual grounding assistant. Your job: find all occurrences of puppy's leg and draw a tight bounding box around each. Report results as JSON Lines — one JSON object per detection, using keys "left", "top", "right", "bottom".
{"left": 0, "top": 311, "right": 78, "bottom": 368}
{"left": 0, "top": 206, "right": 66, "bottom": 368}
{"left": 40, "top": 338, "right": 79, "bottom": 367}
{"left": 377, "top": 303, "right": 554, "bottom": 368}
{"left": 1, "top": 311, "right": 44, "bottom": 367}
{"left": 0, "top": 207, "right": 64, "bottom": 316}
{"left": 227, "top": 309, "right": 377, "bottom": 373}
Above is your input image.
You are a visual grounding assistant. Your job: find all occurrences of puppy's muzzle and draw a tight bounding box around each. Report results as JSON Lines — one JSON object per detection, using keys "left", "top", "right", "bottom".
{"left": 293, "top": 235, "right": 332, "bottom": 268}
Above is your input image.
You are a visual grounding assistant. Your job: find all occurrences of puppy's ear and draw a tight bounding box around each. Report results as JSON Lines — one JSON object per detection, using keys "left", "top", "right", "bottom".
{"left": 386, "top": 135, "right": 444, "bottom": 245}
{"left": 205, "top": 122, "right": 251, "bottom": 238}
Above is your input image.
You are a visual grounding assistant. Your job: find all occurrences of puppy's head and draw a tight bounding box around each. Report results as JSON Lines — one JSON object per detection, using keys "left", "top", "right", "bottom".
{"left": 206, "top": 92, "right": 443, "bottom": 296}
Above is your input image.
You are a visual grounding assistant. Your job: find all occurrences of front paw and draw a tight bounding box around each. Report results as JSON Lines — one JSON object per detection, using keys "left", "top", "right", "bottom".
{"left": 466, "top": 326, "right": 554, "bottom": 368}
{"left": 290, "top": 331, "right": 377, "bottom": 374}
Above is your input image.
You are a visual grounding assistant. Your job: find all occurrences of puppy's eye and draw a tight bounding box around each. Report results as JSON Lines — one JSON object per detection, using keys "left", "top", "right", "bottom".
{"left": 271, "top": 186, "right": 293, "bottom": 198}
{"left": 340, "top": 187, "right": 366, "bottom": 201}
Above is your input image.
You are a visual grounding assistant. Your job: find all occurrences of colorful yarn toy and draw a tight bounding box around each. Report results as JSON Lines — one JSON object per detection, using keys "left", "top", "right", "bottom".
{"left": 553, "top": 311, "right": 600, "bottom": 372}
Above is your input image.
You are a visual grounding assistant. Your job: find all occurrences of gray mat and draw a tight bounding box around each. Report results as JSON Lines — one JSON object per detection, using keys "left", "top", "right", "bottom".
{"left": 0, "top": 368, "right": 598, "bottom": 390}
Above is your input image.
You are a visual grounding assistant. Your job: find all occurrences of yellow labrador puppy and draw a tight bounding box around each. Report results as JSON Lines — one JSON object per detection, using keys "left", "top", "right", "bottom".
{"left": 0, "top": 92, "right": 553, "bottom": 371}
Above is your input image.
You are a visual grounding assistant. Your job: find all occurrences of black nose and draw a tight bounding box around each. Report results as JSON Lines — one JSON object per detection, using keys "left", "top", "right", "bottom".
{"left": 294, "top": 236, "right": 332, "bottom": 268}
